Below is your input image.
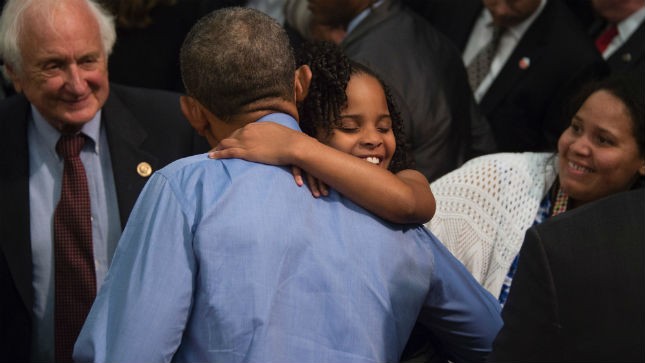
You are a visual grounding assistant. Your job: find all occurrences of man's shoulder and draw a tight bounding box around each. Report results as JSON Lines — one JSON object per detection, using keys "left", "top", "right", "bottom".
{"left": 155, "top": 155, "right": 291, "bottom": 188}
{"left": 0, "top": 93, "right": 28, "bottom": 115}
{"left": 157, "top": 152, "right": 209, "bottom": 173}
{"left": 156, "top": 153, "right": 241, "bottom": 180}
{"left": 156, "top": 155, "right": 437, "bottom": 237}
{"left": 537, "top": 189, "right": 645, "bottom": 234}
{"left": 0, "top": 95, "right": 29, "bottom": 143}
{"left": 528, "top": 189, "right": 644, "bottom": 266}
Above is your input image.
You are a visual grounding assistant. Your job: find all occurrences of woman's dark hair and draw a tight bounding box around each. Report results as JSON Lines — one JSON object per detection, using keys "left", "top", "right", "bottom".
{"left": 295, "top": 40, "right": 413, "bottom": 173}
{"left": 563, "top": 72, "right": 645, "bottom": 188}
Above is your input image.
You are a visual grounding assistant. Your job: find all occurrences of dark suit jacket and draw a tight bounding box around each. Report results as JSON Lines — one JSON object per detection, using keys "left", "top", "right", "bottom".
{"left": 341, "top": 0, "right": 497, "bottom": 181}
{"left": 490, "top": 188, "right": 645, "bottom": 362}
{"left": 409, "top": 0, "right": 608, "bottom": 152}
{"left": 0, "top": 83, "right": 208, "bottom": 361}
{"left": 590, "top": 18, "right": 645, "bottom": 75}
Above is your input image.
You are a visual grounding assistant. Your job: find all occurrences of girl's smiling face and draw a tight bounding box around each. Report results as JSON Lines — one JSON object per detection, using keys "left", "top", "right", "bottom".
{"left": 320, "top": 73, "right": 396, "bottom": 169}
{"left": 558, "top": 90, "right": 645, "bottom": 207}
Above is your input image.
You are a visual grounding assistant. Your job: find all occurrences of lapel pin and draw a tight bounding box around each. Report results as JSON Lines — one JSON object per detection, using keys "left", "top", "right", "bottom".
{"left": 519, "top": 57, "right": 530, "bottom": 70}
{"left": 137, "top": 162, "right": 153, "bottom": 178}
{"left": 621, "top": 53, "right": 632, "bottom": 62}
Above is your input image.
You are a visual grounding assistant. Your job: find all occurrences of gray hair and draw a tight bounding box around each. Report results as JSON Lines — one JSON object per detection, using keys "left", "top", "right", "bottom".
{"left": 0, "top": 0, "right": 116, "bottom": 76}
{"left": 180, "top": 7, "right": 296, "bottom": 120}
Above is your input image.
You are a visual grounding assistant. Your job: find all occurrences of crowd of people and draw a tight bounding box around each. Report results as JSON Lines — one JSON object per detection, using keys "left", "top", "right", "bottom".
{"left": 0, "top": 0, "right": 642, "bottom": 362}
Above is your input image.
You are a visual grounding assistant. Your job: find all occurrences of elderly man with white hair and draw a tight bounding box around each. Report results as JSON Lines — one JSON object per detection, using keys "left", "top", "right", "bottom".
{"left": 0, "top": 0, "right": 207, "bottom": 361}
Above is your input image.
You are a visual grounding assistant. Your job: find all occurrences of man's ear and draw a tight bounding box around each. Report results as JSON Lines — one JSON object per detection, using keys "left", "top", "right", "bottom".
{"left": 180, "top": 96, "right": 209, "bottom": 136}
{"left": 294, "top": 65, "right": 312, "bottom": 102}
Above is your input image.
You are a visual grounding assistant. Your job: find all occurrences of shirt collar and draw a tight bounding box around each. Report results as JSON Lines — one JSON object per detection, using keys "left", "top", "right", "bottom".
{"left": 256, "top": 112, "right": 301, "bottom": 132}
{"left": 31, "top": 104, "right": 102, "bottom": 158}
{"left": 346, "top": 0, "right": 385, "bottom": 35}
{"left": 617, "top": 6, "right": 645, "bottom": 41}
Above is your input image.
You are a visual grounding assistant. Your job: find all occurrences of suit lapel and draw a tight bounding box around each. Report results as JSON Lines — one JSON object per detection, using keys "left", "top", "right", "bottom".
{"left": 479, "top": 0, "right": 554, "bottom": 116}
{"left": 342, "top": 0, "right": 398, "bottom": 49}
{"left": 608, "top": 20, "right": 645, "bottom": 72}
{"left": 0, "top": 96, "right": 34, "bottom": 312}
{"left": 102, "top": 88, "right": 160, "bottom": 228}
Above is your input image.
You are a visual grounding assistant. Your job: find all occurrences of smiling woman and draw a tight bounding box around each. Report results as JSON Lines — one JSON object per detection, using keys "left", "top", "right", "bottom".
{"left": 557, "top": 84, "right": 645, "bottom": 208}
{"left": 425, "top": 72, "right": 645, "bottom": 301}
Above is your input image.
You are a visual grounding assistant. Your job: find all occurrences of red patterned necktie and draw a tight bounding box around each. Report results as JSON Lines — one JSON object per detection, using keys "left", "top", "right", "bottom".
{"left": 53, "top": 134, "right": 96, "bottom": 363}
{"left": 595, "top": 24, "right": 618, "bottom": 53}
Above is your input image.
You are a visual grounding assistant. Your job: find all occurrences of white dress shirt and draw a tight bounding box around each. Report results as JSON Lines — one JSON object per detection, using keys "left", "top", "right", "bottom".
{"left": 463, "top": 0, "right": 547, "bottom": 102}
{"left": 603, "top": 5, "right": 645, "bottom": 59}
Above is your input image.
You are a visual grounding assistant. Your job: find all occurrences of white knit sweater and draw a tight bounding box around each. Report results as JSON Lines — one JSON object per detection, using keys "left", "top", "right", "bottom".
{"left": 425, "top": 152, "right": 558, "bottom": 296}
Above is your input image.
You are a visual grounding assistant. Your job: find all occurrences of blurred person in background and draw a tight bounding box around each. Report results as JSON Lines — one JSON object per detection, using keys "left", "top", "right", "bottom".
{"left": 404, "top": 0, "right": 608, "bottom": 153}
{"left": 589, "top": 0, "right": 644, "bottom": 74}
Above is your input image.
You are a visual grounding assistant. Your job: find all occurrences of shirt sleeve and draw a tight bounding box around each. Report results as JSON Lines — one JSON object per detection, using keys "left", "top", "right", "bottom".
{"left": 73, "top": 172, "right": 197, "bottom": 363}
{"left": 418, "top": 234, "right": 503, "bottom": 363}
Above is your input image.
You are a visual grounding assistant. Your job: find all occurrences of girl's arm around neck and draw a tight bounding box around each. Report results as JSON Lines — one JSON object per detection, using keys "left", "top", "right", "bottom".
{"left": 212, "top": 121, "right": 436, "bottom": 224}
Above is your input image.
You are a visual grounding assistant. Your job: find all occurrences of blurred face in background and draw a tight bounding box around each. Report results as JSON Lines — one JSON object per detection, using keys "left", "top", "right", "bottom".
{"left": 307, "top": 0, "right": 372, "bottom": 28}
{"left": 557, "top": 90, "right": 645, "bottom": 208}
{"left": 483, "top": 0, "right": 541, "bottom": 28}
{"left": 592, "top": 0, "right": 645, "bottom": 23}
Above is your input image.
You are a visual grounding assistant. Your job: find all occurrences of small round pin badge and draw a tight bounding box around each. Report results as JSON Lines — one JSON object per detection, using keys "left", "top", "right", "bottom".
{"left": 137, "top": 162, "right": 153, "bottom": 177}
{"left": 622, "top": 53, "right": 632, "bottom": 62}
{"left": 519, "top": 57, "right": 530, "bottom": 70}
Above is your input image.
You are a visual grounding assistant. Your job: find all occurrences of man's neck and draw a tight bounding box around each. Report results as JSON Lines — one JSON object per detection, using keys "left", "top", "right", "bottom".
{"left": 230, "top": 99, "right": 300, "bottom": 125}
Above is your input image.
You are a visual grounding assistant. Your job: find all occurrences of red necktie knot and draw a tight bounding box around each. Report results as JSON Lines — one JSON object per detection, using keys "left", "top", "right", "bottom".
{"left": 56, "top": 134, "right": 86, "bottom": 159}
{"left": 595, "top": 24, "right": 618, "bottom": 53}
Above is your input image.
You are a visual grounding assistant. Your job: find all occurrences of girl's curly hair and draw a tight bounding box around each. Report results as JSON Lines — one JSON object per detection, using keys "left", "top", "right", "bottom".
{"left": 296, "top": 40, "right": 413, "bottom": 173}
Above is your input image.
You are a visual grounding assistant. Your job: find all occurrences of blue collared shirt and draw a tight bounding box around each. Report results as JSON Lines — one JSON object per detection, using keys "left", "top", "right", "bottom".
{"left": 74, "top": 114, "right": 501, "bottom": 363}
{"left": 28, "top": 107, "right": 121, "bottom": 362}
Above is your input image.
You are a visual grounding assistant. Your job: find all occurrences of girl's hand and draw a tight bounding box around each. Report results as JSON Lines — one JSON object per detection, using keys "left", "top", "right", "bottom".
{"left": 209, "top": 122, "right": 306, "bottom": 165}
{"left": 210, "top": 122, "right": 329, "bottom": 197}
{"left": 293, "top": 166, "right": 329, "bottom": 198}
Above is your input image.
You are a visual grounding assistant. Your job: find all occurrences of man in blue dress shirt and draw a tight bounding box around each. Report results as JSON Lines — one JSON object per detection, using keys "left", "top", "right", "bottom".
{"left": 74, "top": 7, "right": 502, "bottom": 363}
